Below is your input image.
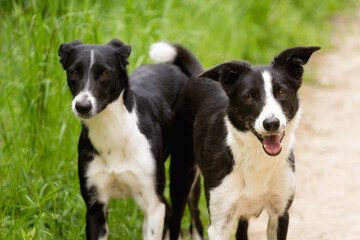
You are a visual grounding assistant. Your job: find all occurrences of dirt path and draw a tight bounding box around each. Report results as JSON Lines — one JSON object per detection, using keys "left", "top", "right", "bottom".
{"left": 248, "top": 10, "right": 360, "bottom": 240}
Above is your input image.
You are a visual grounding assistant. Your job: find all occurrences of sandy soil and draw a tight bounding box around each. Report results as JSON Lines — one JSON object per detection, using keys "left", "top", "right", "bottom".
{"left": 247, "top": 10, "right": 360, "bottom": 240}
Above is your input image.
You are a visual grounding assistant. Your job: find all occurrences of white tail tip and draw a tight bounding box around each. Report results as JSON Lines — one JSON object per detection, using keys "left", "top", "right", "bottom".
{"left": 149, "top": 42, "right": 177, "bottom": 63}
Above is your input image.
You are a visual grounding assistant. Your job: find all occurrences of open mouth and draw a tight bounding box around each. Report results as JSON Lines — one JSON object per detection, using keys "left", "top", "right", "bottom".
{"left": 251, "top": 129, "right": 285, "bottom": 156}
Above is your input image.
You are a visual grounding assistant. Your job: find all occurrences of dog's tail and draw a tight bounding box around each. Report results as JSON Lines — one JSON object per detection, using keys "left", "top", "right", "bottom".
{"left": 149, "top": 42, "right": 204, "bottom": 78}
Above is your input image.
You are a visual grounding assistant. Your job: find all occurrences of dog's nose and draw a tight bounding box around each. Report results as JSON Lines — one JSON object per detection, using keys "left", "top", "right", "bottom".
{"left": 263, "top": 117, "right": 280, "bottom": 132}
{"left": 75, "top": 101, "right": 92, "bottom": 115}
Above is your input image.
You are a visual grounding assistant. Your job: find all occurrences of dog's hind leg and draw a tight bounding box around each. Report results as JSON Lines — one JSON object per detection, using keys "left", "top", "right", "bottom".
{"left": 169, "top": 139, "right": 198, "bottom": 239}
{"left": 167, "top": 112, "right": 200, "bottom": 240}
{"left": 154, "top": 155, "right": 172, "bottom": 239}
{"left": 188, "top": 174, "right": 204, "bottom": 240}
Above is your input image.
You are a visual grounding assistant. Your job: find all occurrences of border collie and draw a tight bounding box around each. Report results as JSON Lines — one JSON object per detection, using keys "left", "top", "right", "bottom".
{"left": 169, "top": 46, "right": 320, "bottom": 240}
{"left": 58, "top": 39, "right": 203, "bottom": 240}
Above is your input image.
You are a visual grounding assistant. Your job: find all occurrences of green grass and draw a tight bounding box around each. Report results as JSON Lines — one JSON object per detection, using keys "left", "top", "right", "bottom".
{"left": 0, "top": 0, "right": 356, "bottom": 239}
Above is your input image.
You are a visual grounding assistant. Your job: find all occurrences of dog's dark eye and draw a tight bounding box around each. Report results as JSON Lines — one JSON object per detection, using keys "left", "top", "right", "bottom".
{"left": 244, "top": 94, "right": 255, "bottom": 101}
{"left": 278, "top": 89, "right": 287, "bottom": 97}
{"left": 101, "top": 71, "right": 109, "bottom": 78}
{"left": 70, "top": 70, "right": 78, "bottom": 77}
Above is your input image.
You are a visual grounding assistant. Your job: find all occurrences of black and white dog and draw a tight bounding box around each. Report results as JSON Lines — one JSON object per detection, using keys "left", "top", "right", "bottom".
{"left": 169, "top": 46, "right": 320, "bottom": 239}
{"left": 58, "top": 39, "right": 202, "bottom": 240}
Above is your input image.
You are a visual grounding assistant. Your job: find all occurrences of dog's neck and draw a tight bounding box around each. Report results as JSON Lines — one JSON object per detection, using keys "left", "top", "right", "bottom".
{"left": 81, "top": 91, "right": 146, "bottom": 159}
{"left": 224, "top": 115, "right": 299, "bottom": 197}
{"left": 83, "top": 91, "right": 136, "bottom": 128}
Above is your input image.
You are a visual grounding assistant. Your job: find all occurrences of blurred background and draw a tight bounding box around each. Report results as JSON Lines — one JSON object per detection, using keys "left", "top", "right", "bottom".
{"left": 0, "top": 0, "right": 358, "bottom": 239}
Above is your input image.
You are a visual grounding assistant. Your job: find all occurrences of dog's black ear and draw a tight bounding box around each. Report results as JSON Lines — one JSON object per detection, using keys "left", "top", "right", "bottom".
{"left": 58, "top": 40, "right": 83, "bottom": 69}
{"left": 107, "top": 39, "right": 132, "bottom": 69}
{"left": 272, "top": 46, "right": 321, "bottom": 78}
{"left": 199, "top": 60, "right": 251, "bottom": 93}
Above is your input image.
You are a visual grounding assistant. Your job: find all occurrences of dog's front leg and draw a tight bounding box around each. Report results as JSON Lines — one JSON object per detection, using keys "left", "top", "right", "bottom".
{"left": 144, "top": 199, "right": 166, "bottom": 240}
{"left": 79, "top": 169, "right": 109, "bottom": 240}
{"left": 266, "top": 170, "right": 294, "bottom": 240}
{"left": 79, "top": 164, "right": 109, "bottom": 240}
{"left": 266, "top": 211, "right": 289, "bottom": 240}
{"left": 85, "top": 201, "right": 109, "bottom": 240}
{"left": 208, "top": 218, "right": 234, "bottom": 240}
{"left": 78, "top": 134, "right": 109, "bottom": 240}
{"left": 134, "top": 177, "right": 166, "bottom": 240}
{"left": 207, "top": 181, "right": 240, "bottom": 240}
{"left": 235, "top": 217, "right": 249, "bottom": 240}
{"left": 207, "top": 198, "right": 237, "bottom": 240}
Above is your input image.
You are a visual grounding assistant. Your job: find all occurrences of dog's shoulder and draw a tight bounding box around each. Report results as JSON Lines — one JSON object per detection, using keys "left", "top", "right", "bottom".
{"left": 178, "top": 77, "right": 228, "bottom": 116}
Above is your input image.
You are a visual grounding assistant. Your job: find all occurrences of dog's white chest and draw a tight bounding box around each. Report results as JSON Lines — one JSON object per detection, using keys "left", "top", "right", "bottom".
{"left": 84, "top": 98, "right": 155, "bottom": 202}
{"left": 86, "top": 155, "right": 150, "bottom": 201}
{"left": 209, "top": 156, "right": 295, "bottom": 221}
{"left": 208, "top": 118, "right": 296, "bottom": 221}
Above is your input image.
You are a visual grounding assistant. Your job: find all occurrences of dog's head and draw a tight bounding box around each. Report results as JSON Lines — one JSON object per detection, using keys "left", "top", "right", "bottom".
{"left": 200, "top": 46, "right": 320, "bottom": 156}
{"left": 58, "top": 39, "right": 132, "bottom": 119}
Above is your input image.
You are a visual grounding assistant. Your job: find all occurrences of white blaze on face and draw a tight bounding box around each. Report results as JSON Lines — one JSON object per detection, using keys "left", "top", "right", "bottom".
{"left": 254, "top": 71, "right": 288, "bottom": 155}
{"left": 254, "top": 70, "right": 287, "bottom": 135}
{"left": 71, "top": 49, "right": 98, "bottom": 118}
{"left": 86, "top": 49, "right": 95, "bottom": 89}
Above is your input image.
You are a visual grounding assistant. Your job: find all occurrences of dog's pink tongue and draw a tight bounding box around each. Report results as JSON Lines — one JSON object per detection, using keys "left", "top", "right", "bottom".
{"left": 263, "top": 134, "right": 282, "bottom": 155}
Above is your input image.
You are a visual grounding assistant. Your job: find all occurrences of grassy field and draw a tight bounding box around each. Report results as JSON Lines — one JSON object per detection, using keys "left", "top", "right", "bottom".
{"left": 0, "top": 0, "right": 356, "bottom": 239}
